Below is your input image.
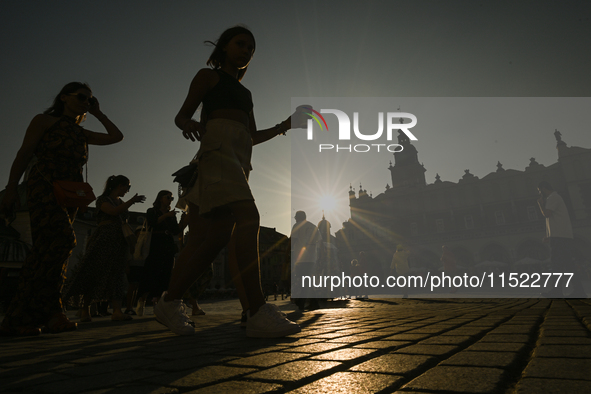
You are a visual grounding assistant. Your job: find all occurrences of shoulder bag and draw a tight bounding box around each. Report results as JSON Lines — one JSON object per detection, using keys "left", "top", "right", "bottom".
{"left": 133, "top": 219, "right": 152, "bottom": 264}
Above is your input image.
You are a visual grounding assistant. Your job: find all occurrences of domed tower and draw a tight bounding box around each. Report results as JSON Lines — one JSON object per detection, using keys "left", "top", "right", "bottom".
{"left": 317, "top": 212, "right": 332, "bottom": 242}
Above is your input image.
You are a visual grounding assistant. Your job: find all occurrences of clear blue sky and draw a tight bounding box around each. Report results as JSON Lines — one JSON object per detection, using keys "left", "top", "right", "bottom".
{"left": 1, "top": 1, "right": 590, "bottom": 235}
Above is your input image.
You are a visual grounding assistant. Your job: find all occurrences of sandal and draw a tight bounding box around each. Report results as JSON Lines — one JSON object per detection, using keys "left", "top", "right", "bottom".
{"left": 192, "top": 308, "right": 206, "bottom": 316}
{"left": 0, "top": 325, "right": 42, "bottom": 337}
{"left": 43, "top": 313, "right": 77, "bottom": 334}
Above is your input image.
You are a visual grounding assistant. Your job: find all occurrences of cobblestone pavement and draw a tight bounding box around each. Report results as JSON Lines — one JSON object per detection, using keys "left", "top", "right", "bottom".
{"left": 1, "top": 297, "right": 591, "bottom": 393}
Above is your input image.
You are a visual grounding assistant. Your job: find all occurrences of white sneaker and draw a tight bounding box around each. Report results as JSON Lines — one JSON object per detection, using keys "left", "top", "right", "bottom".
{"left": 136, "top": 300, "right": 145, "bottom": 317}
{"left": 268, "top": 303, "right": 287, "bottom": 317}
{"left": 246, "top": 303, "right": 301, "bottom": 338}
{"left": 154, "top": 291, "right": 195, "bottom": 335}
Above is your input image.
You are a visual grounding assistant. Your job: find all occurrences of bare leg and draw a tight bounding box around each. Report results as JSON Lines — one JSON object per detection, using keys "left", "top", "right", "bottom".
{"left": 186, "top": 296, "right": 205, "bottom": 315}
{"left": 111, "top": 300, "right": 124, "bottom": 317}
{"left": 168, "top": 204, "right": 249, "bottom": 311}
{"left": 165, "top": 200, "right": 264, "bottom": 315}
{"left": 187, "top": 296, "right": 198, "bottom": 309}
{"left": 227, "top": 232, "right": 249, "bottom": 312}
{"left": 166, "top": 204, "right": 234, "bottom": 301}
{"left": 80, "top": 297, "right": 91, "bottom": 321}
{"left": 125, "top": 282, "right": 138, "bottom": 312}
{"left": 111, "top": 300, "right": 131, "bottom": 320}
{"left": 228, "top": 200, "right": 265, "bottom": 315}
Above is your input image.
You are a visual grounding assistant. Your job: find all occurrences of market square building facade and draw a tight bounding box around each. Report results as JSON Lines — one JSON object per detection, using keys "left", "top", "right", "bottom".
{"left": 335, "top": 130, "right": 591, "bottom": 275}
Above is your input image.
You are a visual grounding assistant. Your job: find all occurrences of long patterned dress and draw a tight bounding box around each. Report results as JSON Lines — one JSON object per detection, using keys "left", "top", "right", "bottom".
{"left": 63, "top": 196, "right": 129, "bottom": 303}
{"left": 1, "top": 115, "right": 87, "bottom": 331}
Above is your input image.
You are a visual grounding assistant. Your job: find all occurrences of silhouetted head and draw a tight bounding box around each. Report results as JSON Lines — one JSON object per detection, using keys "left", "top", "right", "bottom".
{"left": 44, "top": 82, "right": 92, "bottom": 124}
{"left": 537, "top": 180, "right": 554, "bottom": 197}
{"left": 153, "top": 190, "right": 174, "bottom": 208}
{"left": 206, "top": 25, "right": 256, "bottom": 81}
{"left": 102, "top": 175, "right": 130, "bottom": 197}
{"left": 294, "top": 211, "right": 306, "bottom": 222}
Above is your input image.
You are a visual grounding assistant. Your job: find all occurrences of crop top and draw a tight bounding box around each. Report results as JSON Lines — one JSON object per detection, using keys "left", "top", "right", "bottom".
{"left": 202, "top": 69, "right": 254, "bottom": 115}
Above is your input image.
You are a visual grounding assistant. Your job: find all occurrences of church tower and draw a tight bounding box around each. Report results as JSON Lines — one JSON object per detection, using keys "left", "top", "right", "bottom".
{"left": 388, "top": 118, "right": 426, "bottom": 188}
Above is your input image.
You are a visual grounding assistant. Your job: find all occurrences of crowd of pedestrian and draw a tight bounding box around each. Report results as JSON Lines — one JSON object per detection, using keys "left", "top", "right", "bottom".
{"left": 1, "top": 25, "right": 587, "bottom": 339}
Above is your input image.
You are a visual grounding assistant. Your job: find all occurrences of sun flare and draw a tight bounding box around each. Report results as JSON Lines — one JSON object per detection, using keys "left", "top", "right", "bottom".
{"left": 319, "top": 194, "right": 337, "bottom": 213}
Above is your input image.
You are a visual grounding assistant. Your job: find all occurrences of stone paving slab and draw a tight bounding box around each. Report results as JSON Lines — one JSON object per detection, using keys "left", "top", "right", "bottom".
{"left": 401, "top": 366, "right": 506, "bottom": 393}
{"left": 190, "top": 381, "right": 282, "bottom": 393}
{"left": 289, "top": 371, "right": 403, "bottom": 393}
{"left": 514, "top": 378, "right": 591, "bottom": 394}
{"left": 439, "top": 351, "right": 520, "bottom": 369}
{"left": 522, "top": 358, "right": 591, "bottom": 381}
{"left": 394, "top": 343, "right": 459, "bottom": 356}
{"left": 350, "top": 353, "right": 435, "bottom": 375}
{"left": 245, "top": 360, "right": 341, "bottom": 382}
{"left": 1, "top": 298, "right": 590, "bottom": 393}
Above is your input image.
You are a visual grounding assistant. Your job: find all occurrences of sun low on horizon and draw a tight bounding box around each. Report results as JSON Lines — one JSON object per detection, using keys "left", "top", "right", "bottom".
{"left": 314, "top": 192, "right": 350, "bottom": 228}
{"left": 319, "top": 194, "right": 337, "bottom": 214}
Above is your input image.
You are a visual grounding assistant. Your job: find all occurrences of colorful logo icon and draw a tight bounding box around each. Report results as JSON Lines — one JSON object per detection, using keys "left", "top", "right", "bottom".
{"left": 301, "top": 106, "right": 328, "bottom": 131}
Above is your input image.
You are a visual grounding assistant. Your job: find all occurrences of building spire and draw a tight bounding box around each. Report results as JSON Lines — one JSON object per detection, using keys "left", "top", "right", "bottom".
{"left": 554, "top": 129, "right": 566, "bottom": 147}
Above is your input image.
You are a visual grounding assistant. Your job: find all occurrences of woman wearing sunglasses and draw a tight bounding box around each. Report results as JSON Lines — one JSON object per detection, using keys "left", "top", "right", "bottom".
{"left": 0, "top": 82, "right": 124, "bottom": 336}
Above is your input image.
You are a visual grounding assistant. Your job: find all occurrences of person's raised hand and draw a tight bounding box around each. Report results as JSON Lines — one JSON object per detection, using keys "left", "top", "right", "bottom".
{"left": 182, "top": 120, "right": 206, "bottom": 142}
{"left": 131, "top": 194, "right": 146, "bottom": 204}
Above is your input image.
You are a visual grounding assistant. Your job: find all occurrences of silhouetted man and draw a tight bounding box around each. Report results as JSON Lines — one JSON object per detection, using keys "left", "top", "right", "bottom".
{"left": 291, "top": 211, "right": 322, "bottom": 310}
{"left": 537, "top": 181, "right": 586, "bottom": 298}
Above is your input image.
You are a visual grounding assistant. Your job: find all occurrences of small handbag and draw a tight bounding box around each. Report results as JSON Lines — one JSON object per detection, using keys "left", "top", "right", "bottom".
{"left": 53, "top": 180, "right": 96, "bottom": 208}
{"left": 172, "top": 152, "right": 199, "bottom": 189}
{"left": 133, "top": 220, "right": 152, "bottom": 263}
{"left": 35, "top": 159, "right": 96, "bottom": 209}
{"left": 172, "top": 162, "right": 198, "bottom": 189}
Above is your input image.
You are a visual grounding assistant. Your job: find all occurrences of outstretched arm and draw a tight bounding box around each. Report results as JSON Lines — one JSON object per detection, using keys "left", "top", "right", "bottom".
{"left": 250, "top": 105, "right": 310, "bottom": 145}
{"left": 99, "top": 194, "right": 145, "bottom": 216}
{"left": 250, "top": 116, "right": 291, "bottom": 146}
